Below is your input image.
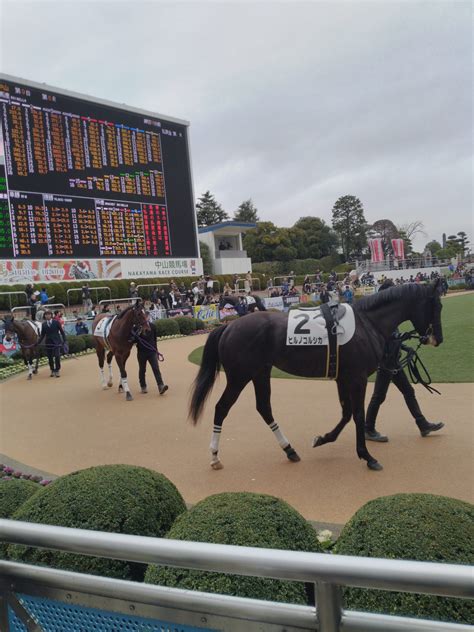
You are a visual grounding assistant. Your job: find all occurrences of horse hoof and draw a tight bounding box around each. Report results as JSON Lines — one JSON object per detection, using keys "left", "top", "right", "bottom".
{"left": 284, "top": 446, "right": 301, "bottom": 462}
{"left": 107, "top": 381, "right": 113, "bottom": 388}
{"left": 312, "top": 436, "right": 324, "bottom": 448}
{"left": 33, "top": 369, "right": 38, "bottom": 375}
{"left": 211, "top": 460, "right": 223, "bottom": 470}
{"left": 27, "top": 374, "right": 32, "bottom": 381}
{"left": 102, "top": 385, "right": 108, "bottom": 391}
{"left": 126, "top": 392, "right": 133, "bottom": 401}
{"left": 367, "top": 460, "right": 383, "bottom": 471}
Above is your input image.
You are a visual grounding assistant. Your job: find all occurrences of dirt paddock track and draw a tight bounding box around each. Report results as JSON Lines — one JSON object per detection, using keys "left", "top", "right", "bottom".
{"left": 1, "top": 334, "right": 473, "bottom": 524}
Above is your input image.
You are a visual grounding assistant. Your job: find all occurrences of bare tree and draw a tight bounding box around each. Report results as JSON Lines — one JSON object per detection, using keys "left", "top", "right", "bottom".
{"left": 398, "top": 221, "right": 427, "bottom": 240}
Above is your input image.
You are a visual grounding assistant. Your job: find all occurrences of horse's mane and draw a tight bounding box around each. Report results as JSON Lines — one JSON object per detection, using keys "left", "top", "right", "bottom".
{"left": 115, "top": 304, "right": 135, "bottom": 319}
{"left": 356, "top": 283, "right": 432, "bottom": 312}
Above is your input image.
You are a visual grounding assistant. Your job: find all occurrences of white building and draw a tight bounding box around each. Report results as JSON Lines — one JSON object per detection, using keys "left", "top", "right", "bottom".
{"left": 198, "top": 221, "right": 256, "bottom": 275}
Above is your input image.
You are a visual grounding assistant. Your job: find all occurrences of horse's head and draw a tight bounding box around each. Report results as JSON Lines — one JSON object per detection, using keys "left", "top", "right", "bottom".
{"left": 133, "top": 300, "right": 151, "bottom": 333}
{"left": 3, "top": 315, "right": 15, "bottom": 339}
{"left": 411, "top": 279, "right": 443, "bottom": 346}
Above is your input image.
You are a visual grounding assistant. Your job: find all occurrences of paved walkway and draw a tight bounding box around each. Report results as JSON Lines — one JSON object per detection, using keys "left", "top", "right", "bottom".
{"left": 1, "top": 335, "right": 472, "bottom": 524}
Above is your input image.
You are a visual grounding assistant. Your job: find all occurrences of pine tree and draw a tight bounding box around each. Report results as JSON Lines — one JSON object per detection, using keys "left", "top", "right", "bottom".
{"left": 331, "top": 195, "right": 368, "bottom": 260}
{"left": 196, "top": 191, "right": 229, "bottom": 227}
{"left": 234, "top": 199, "right": 259, "bottom": 223}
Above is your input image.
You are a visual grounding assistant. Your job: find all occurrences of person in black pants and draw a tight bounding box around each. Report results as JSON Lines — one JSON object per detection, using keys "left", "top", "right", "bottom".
{"left": 365, "top": 280, "right": 444, "bottom": 442}
{"left": 137, "top": 313, "right": 168, "bottom": 395}
{"left": 38, "top": 310, "right": 66, "bottom": 377}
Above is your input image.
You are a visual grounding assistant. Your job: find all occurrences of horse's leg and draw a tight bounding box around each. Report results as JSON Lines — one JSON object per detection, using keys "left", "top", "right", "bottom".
{"left": 351, "top": 378, "right": 382, "bottom": 471}
{"left": 116, "top": 351, "right": 133, "bottom": 401}
{"left": 106, "top": 351, "right": 114, "bottom": 388}
{"left": 210, "top": 378, "right": 249, "bottom": 469}
{"left": 313, "top": 379, "right": 352, "bottom": 448}
{"left": 33, "top": 352, "right": 39, "bottom": 374}
{"left": 26, "top": 354, "right": 33, "bottom": 380}
{"left": 253, "top": 368, "right": 300, "bottom": 462}
{"left": 96, "top": 345, "right": 108, "bottom": 389}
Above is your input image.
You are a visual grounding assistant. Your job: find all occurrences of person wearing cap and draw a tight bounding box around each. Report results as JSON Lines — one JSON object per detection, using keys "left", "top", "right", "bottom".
{"left": 365, "top": 279, "right": 444, "bottom": 442}
{"left": 37, "top": 310, "right": 67, "bottom": 377}
{"left": 136, "top": 311, "right": 168, "bottom": 395}
{"left": 129, "top": 282, "right": 138, "bottom": 299}
{"left": 75, "top": 318, "right": 89, "bottom": 335}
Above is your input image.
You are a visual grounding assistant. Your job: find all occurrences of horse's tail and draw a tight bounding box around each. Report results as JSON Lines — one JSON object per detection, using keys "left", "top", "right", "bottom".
{"left": 189, "top": 326, "right": 226, "bottom": 425}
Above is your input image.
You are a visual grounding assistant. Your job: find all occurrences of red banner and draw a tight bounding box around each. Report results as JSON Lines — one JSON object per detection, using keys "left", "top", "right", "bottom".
{"left": 368, "top": 238, "right": 384, "bottom": 263}
{"left": 391, "top": 239, "right": 405, "bottom": 260}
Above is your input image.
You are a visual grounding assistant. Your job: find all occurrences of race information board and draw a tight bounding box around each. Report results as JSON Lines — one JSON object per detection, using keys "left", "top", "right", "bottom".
{"left": 0, "top": 77, "right": 198, "bottom": 259}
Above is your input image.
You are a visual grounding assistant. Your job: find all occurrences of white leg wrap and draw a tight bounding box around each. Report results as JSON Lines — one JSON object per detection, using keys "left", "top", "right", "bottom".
{"left": 121, "top": 378, "right": 130, "bottom": 393}
{"left": 210, "top": 427, "right": 221, "bottom": 455}
{"left": 28, "top": 363, "right": 33, "bottom": 376}
{"left": 100, "top": 368, "right": 106, "bottom": 385}
{"left": 269, "top": 422, "right": 290, "bottom": 448}
{"left": 108, "top": 364, "right": 113, "bottom": 379}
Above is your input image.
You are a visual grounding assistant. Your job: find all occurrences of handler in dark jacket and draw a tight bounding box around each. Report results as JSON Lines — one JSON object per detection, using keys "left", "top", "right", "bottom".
{"left": 137, "top": 313, "right": 168, "bottom": 395}
{"left": 38, "top": 309, "right": 66, "bottom": 377}
{"left": 365, "top": 280, "right": 444, "bottom": 442}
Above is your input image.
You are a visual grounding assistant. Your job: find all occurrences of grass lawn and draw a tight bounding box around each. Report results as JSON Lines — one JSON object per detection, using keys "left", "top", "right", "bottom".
{"left": 188, "top": 294, "right": 473, "bottom": 383}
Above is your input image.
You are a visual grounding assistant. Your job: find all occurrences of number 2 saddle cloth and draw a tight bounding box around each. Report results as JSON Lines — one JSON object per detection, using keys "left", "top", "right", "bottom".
{"left": 286, "top": 304, "right": 356, "bottom": 379}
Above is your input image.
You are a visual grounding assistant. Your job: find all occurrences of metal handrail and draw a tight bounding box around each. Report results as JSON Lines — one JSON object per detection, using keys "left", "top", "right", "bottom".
{"left": 1, "top": 521, "right": 471, "bottom": 598}
{"left": 66, "top": 286, "right": 111, "bottom": 306}
{"left": 0, "top": 291, "right": 28, "bottom": 310}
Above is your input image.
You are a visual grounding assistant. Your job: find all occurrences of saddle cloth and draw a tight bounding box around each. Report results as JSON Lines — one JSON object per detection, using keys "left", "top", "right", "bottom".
{"left": 286, "top": 305, "right": 355, "bottom": 346}
{"left": 93, "top": 316, "right": 116, "bottom": 349}
{"left": 27, "top": 320, "right": 42, "bottom": 337}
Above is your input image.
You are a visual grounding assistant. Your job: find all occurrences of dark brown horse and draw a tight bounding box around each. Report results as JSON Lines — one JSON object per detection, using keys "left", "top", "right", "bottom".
{"left": 190, "top": 281, "right": 443, "bottom": 471}
{"left": 3, "top": 316, "right": 41, "bottom": 380}
{"left": 92, "top": 302, "right": 149, "bottom": 401}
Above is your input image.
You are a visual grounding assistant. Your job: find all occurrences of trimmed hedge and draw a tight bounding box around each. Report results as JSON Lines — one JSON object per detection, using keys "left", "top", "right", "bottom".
{"left": 0, "top": 479, "right": 39, "bottom": 519}
{"left": 145, "top": 492, "right": 322, "bottom": 604}
{"left": 195, "top": 319, "right": 206, "bottom": 330}
{"left": 153, "top": 319, "right": 180, "bottom": 337}
{"left": 335, "top": 494, "right": 474, "bottom": 624}
{"left": 8, "top": 465, "right": 186, "bottom": 581}
{"left": 0, "top": 479, "right": 40, "bottom": 556}
{"left": 65, "top": 335, "right": 86, "bottom": 354}
{"left": 174, "top": 316, "right": 196, "bottom": 335}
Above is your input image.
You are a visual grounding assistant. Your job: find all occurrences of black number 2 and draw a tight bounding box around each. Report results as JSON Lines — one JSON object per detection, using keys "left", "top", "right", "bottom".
{"left": 294, "top": 314, "right": 310, "bottom": 334}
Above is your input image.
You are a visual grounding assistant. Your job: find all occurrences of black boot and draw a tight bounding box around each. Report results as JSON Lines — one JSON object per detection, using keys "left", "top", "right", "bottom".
{"left": 418, "top": 421, "right": 445, "bottom": 437}
{"left": 158, "top": 384, "right": 168, "bottom": 395}
{"left": 365, "top": 428, "right": 389, "bottom": 442}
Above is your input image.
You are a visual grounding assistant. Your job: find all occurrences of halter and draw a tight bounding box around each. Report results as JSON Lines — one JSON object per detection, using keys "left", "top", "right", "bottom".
{"left": 387, "top": 330, "right": 440, "bottom": 395}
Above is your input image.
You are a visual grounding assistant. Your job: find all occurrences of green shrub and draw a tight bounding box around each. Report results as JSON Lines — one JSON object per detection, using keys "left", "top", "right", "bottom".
{"left": 8, "top": 465, "right": 186, "bottom": 581}
{"left": 174, "top": 316, "right": 196, "bottom": 335}
{"left": 145, "top": 492, "right": 322, "bottom": 604}
{"left": 154, "top": 319, "right": 180, "bottom": 337}
{"left": 335, "top": 494, "right": 474, "bottom": 624}
{"left": 0, "top": 479, "right": 40, "bottom": 556}
{"left": 10, "top": 351, "right": 24, "bottom": 361}
{"left": 65, "top": 336, "right": 86, "bottom": 354}
{"left": 0, "top": 356, "right": 14, "bottom": 367}
{"left": 221, "top": 315, "right": 239, "bottom": 322}
{"left": 195, "top": 318, "right": 206, "bottom": 330}
{"left": 81, "top": 334, "right": 95, "bottom": 349}
{"left": 0, "top": 479, "right": 39, "bottom": 519}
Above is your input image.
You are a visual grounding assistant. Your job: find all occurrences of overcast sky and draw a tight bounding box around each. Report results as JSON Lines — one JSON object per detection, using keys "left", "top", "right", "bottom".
{"left": 0, "top": 0, "right": 472, "bottom": 251}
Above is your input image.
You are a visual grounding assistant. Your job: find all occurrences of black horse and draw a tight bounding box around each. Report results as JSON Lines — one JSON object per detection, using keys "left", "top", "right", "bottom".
{"left": 218, "top": 293, "right": 266, "bottom": 313}
{"left": 190, "top": 281, "right": 443, "bottom": 471}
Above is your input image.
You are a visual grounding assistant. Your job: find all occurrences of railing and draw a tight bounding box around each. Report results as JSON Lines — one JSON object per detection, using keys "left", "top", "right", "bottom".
{"left": 66, "top": 286, "right": 111, "bottom": 306}
{"left": 0, "top": 520, "right": 471, "bottom": 632}
{"left": 11, "top": 303, "right": 66, "bottom": 318}
{"left": 356, "top": 258, "right": 452, "bottom": 274}
{"left": 214, "top": 249, "right": 248, "bottom": 258}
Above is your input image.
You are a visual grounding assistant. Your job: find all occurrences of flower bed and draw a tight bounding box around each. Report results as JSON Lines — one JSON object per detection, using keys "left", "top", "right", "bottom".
{"left": 0, "top": 463, "right": 52, "bottom": 486}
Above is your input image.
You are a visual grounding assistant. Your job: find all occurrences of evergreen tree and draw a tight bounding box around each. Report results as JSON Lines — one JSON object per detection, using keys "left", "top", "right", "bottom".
{"left": 331, "top": 195, "right": 368, "bottom": 260}
{"left": 196, "top": 191, "right": 229, "bottom": 227}
{"left": 234, "top": 199, "right": 259, "bottom": 223}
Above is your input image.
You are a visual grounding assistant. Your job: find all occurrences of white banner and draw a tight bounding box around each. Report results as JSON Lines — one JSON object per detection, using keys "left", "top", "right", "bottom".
{"left": 120, "top": 258, "right": 203, "bottom": 279}
{"left": 263, "top": 296, "right": 285, "bottom": 311}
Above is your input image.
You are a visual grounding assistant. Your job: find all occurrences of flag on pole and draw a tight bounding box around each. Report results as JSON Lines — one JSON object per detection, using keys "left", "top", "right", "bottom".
{"left": 368, "top": 238, "right": 384, "bottom": 263}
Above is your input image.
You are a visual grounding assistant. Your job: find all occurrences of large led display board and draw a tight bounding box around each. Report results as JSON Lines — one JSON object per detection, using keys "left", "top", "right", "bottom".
{"left": 0, "top": 75, "right": 201, "bottom": 282}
